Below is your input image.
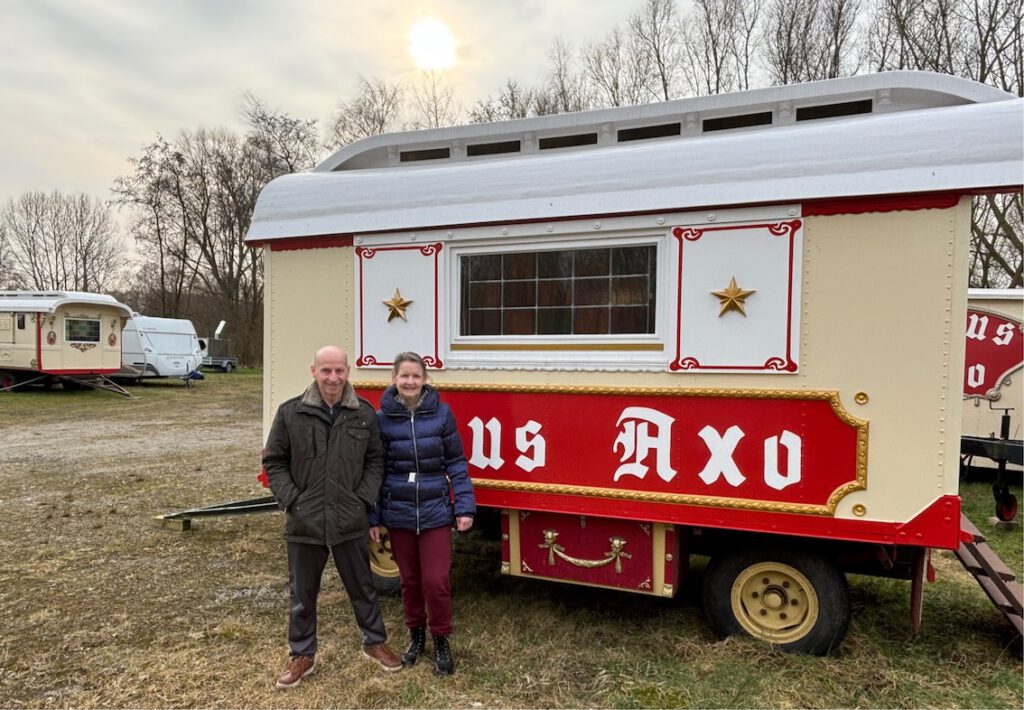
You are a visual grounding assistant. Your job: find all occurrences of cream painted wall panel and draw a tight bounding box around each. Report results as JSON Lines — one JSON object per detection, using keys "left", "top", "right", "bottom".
{"left": 264, "top": 246, "right": 356, "bottom": 441}
{"left": 799, "top": 202, "right": 968, "bottom": 522}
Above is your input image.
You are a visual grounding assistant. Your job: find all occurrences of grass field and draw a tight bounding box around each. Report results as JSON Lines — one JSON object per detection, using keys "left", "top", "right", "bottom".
{"left": 0, "top": 372, "right": 1020, "bottom": 708}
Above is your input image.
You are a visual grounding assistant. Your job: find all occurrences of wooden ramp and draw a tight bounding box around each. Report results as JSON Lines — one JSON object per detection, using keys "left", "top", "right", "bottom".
{"left": 955, "top": 514, "right": 1023, "bottom": 637}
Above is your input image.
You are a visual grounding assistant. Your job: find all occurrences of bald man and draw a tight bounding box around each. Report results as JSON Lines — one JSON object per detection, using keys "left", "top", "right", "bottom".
{"left": 264, "top": 346, "right": 401, "bottom": 688}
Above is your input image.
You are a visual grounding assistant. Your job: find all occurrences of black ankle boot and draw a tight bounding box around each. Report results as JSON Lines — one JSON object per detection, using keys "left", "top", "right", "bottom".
{"left": 402, "top": 626, "right": 426, "bottom": 667}
{"left": 432, "top": 634, "right": 454, "bottom": 675}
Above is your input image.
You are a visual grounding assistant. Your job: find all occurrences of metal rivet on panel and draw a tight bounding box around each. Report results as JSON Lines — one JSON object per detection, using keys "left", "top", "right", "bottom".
{"left": 410, "top": 233, "right": 417, "bottom": 241}
{"left": 546, "top": 225, "right": 553, "bottom": 233}
{"left": 788, "top": 207, "right": 798, "bottom": 216}
{"left": 502, "top": 228, "right": 509, "bottom": 235}
{"left": 355, "top": 237, "right": 363, "bottom": 244}
{"left": 707, "top": 213, "right": 717, "bottom": 222}
{"left": 657, "top": 217, "right": 665, "bottom": 225}
{"left": 593, "top": 222, "right": 602, "bottom": 229}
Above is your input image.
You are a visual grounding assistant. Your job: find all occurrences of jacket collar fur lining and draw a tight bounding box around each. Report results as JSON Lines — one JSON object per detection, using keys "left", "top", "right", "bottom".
{"left": 301, "top": 381, "right": 360, "bottom": 411}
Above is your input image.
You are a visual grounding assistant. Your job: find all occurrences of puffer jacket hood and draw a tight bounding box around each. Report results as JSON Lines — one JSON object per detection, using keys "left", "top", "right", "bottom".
{"left": 373, "top": 384, "right": 475, "bottom": 532}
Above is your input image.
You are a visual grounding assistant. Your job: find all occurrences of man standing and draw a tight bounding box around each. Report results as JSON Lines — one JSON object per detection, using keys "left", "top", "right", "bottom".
{"left": 264, "top": 345, "right": 402, "bottom": 689}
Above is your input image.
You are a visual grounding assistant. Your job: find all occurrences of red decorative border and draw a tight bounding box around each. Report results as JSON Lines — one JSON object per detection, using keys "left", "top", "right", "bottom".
{"left": 479, "top": 490, "right": 962, "bottom": 551}
{"left": 36, "top": 312, "right": 43, "bottom": 370}
{"left": 803, "top": 192, "right": 962, "bottom": 217}
{"left": 267, "top": 234, "right": 354, "bottom": 251}
{"left": 670, "top": 221, "right": 800, "bottom": 372}
{"left": 355, "top": 243, "right": 444, "bottom": 368}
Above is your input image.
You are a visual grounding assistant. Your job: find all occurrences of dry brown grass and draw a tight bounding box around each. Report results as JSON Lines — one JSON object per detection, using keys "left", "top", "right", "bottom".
{"left": 0, "top": 372, "right": 1020, "bottom": 708}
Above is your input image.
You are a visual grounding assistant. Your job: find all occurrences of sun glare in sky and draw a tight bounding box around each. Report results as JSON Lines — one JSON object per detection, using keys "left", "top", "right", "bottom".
{"left": 407, "top": 18, "right": 457, "bottom": 70}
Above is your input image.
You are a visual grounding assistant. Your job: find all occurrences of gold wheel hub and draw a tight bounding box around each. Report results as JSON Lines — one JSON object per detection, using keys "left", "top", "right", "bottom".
{"left": 368, "top": 528, "right": 400, "bottom": 579}
{"left": 730, "top": 562, "right": 819, "bottom": 644}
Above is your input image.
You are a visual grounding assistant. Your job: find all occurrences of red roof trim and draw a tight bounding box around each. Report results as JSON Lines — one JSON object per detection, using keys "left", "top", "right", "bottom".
{"left": 803, "top": 192, "right": 964, "bottom": 217}
{"left": 263, "top": 234, "right": 354, "bottom": 251}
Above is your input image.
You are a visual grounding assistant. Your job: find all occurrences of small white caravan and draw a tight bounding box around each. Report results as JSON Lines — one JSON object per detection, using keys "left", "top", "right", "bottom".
{"left": 119, "top": 313, "right": 203, "bottom": 380}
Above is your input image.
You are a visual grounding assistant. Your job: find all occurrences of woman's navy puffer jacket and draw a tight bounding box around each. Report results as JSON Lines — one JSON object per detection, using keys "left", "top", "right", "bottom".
{"left": 372, "top": 384, "right": 475, "bottom": 532}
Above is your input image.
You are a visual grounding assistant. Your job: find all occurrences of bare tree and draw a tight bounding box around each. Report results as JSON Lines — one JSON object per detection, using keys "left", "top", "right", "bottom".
{"left": 762, "top": 0, "right": 822, "bottom": 83}
{"left": 816, "top": 0, "right": 862, "bottom": 77}
{"left": 864, "top": 0, "right": 964, "bottom": 73}
{"left": 242, "top": 93, "right": 321, "bottom": 173}
{"left": 469, "top": 80, "right": 542, "bottom": 123}
{"left": 539, "top": 38, "right": 594, "bottom": 114}
{"left": 113, "top": 136, "right": 196, "bottom": 317}
{"left": 0, "top": 191, "right": 124, "bottom": 292}
{"left": 867, "top": 0, "right": 1021, "bottom": 93}
{"left": 328, "top": 77, "right": 405, "bottom": 147}
{"left": 972, "top": 195, "right": 1024, "bottom": 287}
{"left": 115, "top": 95, "right": 324, "bottom": 360}
{"left": 629, "top": 0, "right": 686, "bottom": 100}
{"left": 411, "top": 70, "right": 459, "bottom": 128}
{"left": 733, "top": 0, "right": 768, "bottom": 89}
{"left": 583, "top": 26, "right": 658, "bottom": 106}
{"left": 682, "top": 0, "right": 742, "bottom": 94}
{"left": 762, "top": 0, "right": 861, "bottom": 82}
{"left": 0, "top": 219, "right": 15, "bottom": 289}
{"left": 966, "top": 0, "right": 1023, "bottom": 95}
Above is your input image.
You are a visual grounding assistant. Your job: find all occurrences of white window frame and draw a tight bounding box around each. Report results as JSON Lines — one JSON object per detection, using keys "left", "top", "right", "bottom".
{"left": 65, "top": 317, "right": 101, "bottom": 344}
{"left": 444, "top": 226, "right": 674, "bottom": 371}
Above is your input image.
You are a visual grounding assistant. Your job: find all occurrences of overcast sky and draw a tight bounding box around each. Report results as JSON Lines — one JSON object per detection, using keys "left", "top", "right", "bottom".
{"left": 0, "top": 0, "right": 633, "bottom": 207}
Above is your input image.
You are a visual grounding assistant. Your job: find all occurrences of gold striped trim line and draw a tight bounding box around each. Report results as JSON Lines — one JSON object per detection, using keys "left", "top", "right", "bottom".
{"left": 475, "top": 478, "right": 866, "bottom": 516}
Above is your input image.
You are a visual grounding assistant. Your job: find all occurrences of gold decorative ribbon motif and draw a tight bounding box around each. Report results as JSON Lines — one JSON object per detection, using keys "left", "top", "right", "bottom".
{"left": 539, "top": 529, "right": 632, "bottom": 573}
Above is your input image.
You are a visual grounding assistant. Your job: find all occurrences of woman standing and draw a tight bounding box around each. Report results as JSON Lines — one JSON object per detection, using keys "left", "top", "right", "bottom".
{"left": 369, "top": 352, "right": 476, "bottom": 675}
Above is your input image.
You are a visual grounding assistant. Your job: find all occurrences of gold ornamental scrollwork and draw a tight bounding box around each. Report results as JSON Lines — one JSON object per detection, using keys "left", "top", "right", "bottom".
{"left": 539, "top": 529, "right": 632, "bottom": 574}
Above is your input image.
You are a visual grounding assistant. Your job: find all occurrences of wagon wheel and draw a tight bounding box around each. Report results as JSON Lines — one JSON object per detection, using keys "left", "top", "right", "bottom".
{"left": 369, "top": 527, "right": 401, "bottom": 594}
{"left": 703, "top": 549, "right": 850, "bottom": 655}
{"left": 0, "top": 371, "right": 17, "bottom": 391}
{"left": 991, "top": 485, "right": 1015, "bottom": 522}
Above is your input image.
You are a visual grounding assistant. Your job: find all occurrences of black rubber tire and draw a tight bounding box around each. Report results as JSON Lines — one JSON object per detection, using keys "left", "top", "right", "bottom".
{"left": 703, "top": 548, "right": 850, "bottom": 655}
{"left": 0, "top": 371, "right": 17, "bottom": 391}
{"left": 372, "top": 571, "right": 401, "bottom": 595}
{"left": 996, "top": 492, "right": 1018, "bottom": 522}
{"left": 223, "top": 362, "right": 234, "bottom": 373}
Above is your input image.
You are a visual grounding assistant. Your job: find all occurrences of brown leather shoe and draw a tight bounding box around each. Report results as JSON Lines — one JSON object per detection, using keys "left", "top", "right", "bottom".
{"left": 362, "top": 641, "right": 402, "bottom": 671}
{"left": 276, "top": 655, "right": 315, "bottom": 689}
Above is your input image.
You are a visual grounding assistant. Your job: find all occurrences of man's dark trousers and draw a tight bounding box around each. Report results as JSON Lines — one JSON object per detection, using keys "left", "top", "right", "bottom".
{"left": 287, "top": 537, "right": 387, "bottom": 657}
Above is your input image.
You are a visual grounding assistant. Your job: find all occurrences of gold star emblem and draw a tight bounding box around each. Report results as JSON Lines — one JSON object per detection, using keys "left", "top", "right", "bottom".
{"left": 711, "top": 276, "right": 756, "bottom": 317}
{"left": 383, "top": 288, "right": 413, "bottom": 322}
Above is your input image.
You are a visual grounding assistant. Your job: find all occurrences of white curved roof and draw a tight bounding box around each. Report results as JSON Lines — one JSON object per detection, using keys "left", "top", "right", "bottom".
{"left": 0, "top": 291, "right": 133, "bottom": 316}
{"left": 247, "top": 72, "right": 1023, "bottom": 243}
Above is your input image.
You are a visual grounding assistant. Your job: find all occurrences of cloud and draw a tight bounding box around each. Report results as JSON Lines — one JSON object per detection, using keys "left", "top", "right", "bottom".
{"left": 0, "top": 0, "right": 632, "bottom": 203}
